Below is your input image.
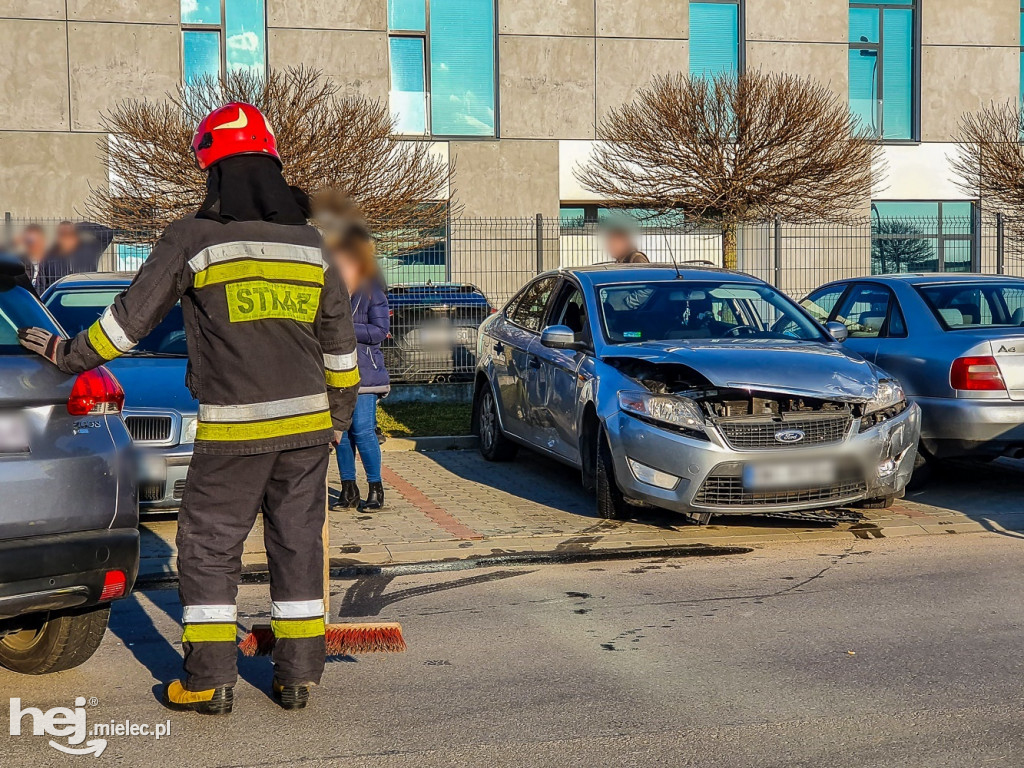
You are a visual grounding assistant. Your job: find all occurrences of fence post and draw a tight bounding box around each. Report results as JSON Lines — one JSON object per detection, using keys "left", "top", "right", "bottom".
{"left": 535, "top": 213, "right": 544, "bottom": 274}
{"left": 971, "top": 204, "right": 982, "bottom": 273}
{"left": 996, "top": 213, "right": 1005, "bottom": 275}
{"left": 445, "top": 206, "right": 452, "bottom": 283}
{"left": 3, "top": 211, "right": 10, "bottom": 243}
{"left": 773, "top": 216, "right": 782, "bottom": 288}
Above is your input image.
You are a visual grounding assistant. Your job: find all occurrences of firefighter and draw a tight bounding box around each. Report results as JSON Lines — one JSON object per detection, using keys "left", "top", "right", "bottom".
{"left": 18, "top": 102, "right": 359, "bottom": 715}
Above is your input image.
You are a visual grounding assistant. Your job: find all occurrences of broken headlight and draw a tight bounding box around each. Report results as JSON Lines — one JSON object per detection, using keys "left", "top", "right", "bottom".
{"left": 618, "top": 390, "right": 706, "bottom": 435}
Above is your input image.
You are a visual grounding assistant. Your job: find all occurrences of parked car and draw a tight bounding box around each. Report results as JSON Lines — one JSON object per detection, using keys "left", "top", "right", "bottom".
{"left": 42, "top": 274, "right": 197, "bottom": 512}
{"left": 472, "top": 264, "right": 920, "bottom": 522}
{"left": 0, "top": 258, "right": 138, "bottom": 674}
{"left": 801, "top": 273, "right": 1024, "bottom": 482}
{"left": 384, "top": 283, "right": 493, "bottom": 382}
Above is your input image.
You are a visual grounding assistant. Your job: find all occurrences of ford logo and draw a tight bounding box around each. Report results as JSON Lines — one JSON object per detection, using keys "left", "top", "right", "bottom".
{"left": 774, "top": 429, "right": 806, "bottom": 444}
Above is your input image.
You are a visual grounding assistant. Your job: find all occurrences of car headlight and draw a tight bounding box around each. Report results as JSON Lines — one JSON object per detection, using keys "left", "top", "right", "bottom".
{"left": 181, "top": 417, "right": 198, "bottom": 444}
{"left": 618, "top": 390, "right": 705, "bottom": 434}
{"left": 864, "top": 379, "right": 905, "bottom": 415}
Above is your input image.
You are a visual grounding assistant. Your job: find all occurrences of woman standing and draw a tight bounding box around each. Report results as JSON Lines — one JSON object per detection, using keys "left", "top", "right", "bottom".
{"left": 326, "top": 218, "right": 390, "bottom": 510}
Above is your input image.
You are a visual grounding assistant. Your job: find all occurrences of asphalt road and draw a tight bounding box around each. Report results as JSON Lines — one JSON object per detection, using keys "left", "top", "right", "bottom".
{"left": 3, "top": 533, "right": 1023, "bottom": 767}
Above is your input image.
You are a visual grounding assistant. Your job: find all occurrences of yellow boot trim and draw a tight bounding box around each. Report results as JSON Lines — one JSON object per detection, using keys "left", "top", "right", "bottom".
{"left": 166, "top": 680, "right": 216, "bottom": 704}
{"left": 181, "top": 622, "right": 238, "bottom": 643}
{"left": 271, "top": 617, "right": 326, "bottom": 639}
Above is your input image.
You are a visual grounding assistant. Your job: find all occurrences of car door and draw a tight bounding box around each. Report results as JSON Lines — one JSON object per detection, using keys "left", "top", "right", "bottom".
{"left": 529, "top": 279, "right": 590, "bottom": 462}
{"left": 490, "top": 276, "right": 557, "bottom": 441}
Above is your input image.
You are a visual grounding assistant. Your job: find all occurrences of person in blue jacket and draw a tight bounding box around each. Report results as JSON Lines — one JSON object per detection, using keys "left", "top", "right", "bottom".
{"left": 326, "top": 215, "right": 390, "bottom": 510}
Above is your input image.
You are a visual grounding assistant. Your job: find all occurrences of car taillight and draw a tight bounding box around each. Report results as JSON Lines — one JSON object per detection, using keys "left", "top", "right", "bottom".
{"left": 67, "top": 367, "right": 125, "bottom": 415}
{"left": 950, "top": 356, "right": 1006, "bottom": 391}
{"left": 99, "top": 570, "right": 127, "bottom": 601}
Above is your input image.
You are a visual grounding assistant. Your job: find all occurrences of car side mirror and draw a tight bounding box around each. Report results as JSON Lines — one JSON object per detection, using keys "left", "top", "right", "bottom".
{"left": 541, "top": 324, "right": 584, "bottom": 350}
{"left": 825, "top": 321, "right": 848, "bottom": 343}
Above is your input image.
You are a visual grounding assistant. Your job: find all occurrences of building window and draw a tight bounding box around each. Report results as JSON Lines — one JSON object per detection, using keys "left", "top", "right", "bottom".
{"left": 849, "top": 0, "right": 916, "bottom": 141}
{"left": 387, "top": 0, "right": 496, "bottom": 137}
{"left": 1020, "top": 3, "right": 1023, "bottom": 102}
{"left": 689, "top": 1, "right": 743, "bottom": 78}
{"left": 181, "top": 0, "right": 266, "bottom": 85}
{"left": 871, "top": 201, "right": 974, "bottom": 274}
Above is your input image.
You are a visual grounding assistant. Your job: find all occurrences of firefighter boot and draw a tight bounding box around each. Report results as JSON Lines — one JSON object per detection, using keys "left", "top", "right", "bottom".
{"left": 272, "top": 678, "right": 312, "bottom": 710}
{"left": 163, "top": 680, "right": 234, "bottom": 715}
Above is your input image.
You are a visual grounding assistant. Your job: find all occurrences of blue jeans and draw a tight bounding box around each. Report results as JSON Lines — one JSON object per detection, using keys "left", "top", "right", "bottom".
{"left": 336, "top": 393, "right": 381, "bottom": 484}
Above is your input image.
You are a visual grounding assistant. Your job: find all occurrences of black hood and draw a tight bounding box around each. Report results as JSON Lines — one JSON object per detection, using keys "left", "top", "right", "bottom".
{"left": 197, "top": 155, "right": 310, "bottom": 225}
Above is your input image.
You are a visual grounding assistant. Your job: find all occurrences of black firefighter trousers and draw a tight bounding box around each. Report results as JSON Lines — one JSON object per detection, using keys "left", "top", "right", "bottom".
{"left": 176, "top": 444, "right": 329, "bottom": 691}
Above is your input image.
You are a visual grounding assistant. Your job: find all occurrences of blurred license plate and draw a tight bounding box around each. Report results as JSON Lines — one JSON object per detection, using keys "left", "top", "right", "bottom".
{"left": 0, "top": 413, "right": 29, "bottom": 453}
{"left": 743, "top": 460, "right": 836, "bottom": 490}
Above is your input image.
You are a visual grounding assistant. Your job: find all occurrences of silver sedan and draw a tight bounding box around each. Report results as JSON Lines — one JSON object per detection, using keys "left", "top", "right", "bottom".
{"left": 472, "top": 265, "right": 920, "bottom": 522}
{"left": 801, "top": 273, "right": 1024, "bottom": 483}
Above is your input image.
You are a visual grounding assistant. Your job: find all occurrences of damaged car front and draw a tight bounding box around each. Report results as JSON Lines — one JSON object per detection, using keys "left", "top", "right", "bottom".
{"left": 586, "top": 272, "right": 921, "bottom": 520}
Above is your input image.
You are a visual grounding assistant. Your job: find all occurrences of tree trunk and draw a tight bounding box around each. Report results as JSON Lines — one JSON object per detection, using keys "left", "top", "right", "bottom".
{"left": 721, "top": 222, "right": 738, "bottom": 270}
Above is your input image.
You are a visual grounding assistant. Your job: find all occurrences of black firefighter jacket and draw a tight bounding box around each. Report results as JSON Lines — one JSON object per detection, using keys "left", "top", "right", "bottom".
{"left": 54, "top": 215, "right": 360, "bottom": 456}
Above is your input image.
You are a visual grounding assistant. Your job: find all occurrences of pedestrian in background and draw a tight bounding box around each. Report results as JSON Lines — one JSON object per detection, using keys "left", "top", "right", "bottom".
{"left": 15, "top": 224, "right": 47, "bottom": 291}
{"left": 602, "top": 219, "right": 649, "bottom": 264}
{"left": 37, "top": 220, "right": 114, "bottom": 292}
{"left": 324, "top": 212, "right": 390, "bottom": 511}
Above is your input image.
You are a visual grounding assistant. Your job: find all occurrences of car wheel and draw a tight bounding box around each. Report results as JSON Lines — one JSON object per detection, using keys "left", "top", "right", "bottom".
{"left": 0, "top": 605, "right": 110, "bottom": 675}
{"left": 595, "top": 427, "right": 631, "bottom": 520}
{"left": 476, "top": 386, "right": 517, "bottom": 462}
{"left": 858, "top": 495, "right": 895, "bottom": 509}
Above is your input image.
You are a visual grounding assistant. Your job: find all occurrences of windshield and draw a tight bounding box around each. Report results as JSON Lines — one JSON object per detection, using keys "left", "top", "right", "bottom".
{"left": 45, "top": 288, "right": 188, "bottom": 356}
{"left": 597, "top": 281, "right": 826, "bottom": 344}
{"left": 917, "top": 282, "right": 1024, "bottom": 330}
{"left": 0, "top": 280, "right": 61, "bottom": 355}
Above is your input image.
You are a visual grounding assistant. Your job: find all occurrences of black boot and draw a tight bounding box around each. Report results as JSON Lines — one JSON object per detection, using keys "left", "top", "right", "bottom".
{"left": 331, "top": 480, "right": 360, "bottom": 510}
{"left": 163, "top": 680, "right": 233, "bottom": 715}
{"left": 272, "top": 678, "right": 311, "bottom": 710}
{"left": 362, "top": 482, "right": 385, "bottom": 510}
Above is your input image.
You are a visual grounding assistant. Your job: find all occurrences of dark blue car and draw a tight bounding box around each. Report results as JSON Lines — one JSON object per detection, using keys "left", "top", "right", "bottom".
{"left": 42, "top": 273, "right": 196, "bottom": 512}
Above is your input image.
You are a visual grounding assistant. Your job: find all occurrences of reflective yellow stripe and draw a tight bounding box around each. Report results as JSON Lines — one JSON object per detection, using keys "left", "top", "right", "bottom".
{"left": 271, "top": 617, "right": 326, "bottom": 639}
{"left": 87, "top": 321, "right": 121, "bottom": 361}
{"left": 196, "top": 410, "right": 333, "bottom": 442}
{"left": 181, "top": 623, "right": 237, "bottom": 643}
{"left": 325, "top": 368, "right": 360, "bottom": 388}
{"left": 194, "top": 259, "right": 325, "bottom": 289}
{"left": 225, "top": 281, "right": 321, "bottom": 323}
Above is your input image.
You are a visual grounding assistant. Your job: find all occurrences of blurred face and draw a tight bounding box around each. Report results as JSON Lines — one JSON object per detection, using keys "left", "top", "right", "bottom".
{"left": 331, "top": 248, "right": 363, "bottom": 294}
{"left": 605, "top": 230, "right": 634, "bottom": 261}
{"left": 19, "top": 228, "right": 46, "bottom": 261}
{"left": 56, "top": 224, "right": 79, "bottom": 255}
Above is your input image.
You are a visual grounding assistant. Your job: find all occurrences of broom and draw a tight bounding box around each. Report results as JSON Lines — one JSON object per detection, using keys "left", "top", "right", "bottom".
{"left": 238, "top": 485, "right": 406, "bottom": 657}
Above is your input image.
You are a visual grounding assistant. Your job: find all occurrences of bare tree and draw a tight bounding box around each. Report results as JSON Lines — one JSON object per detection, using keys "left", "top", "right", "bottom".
{"left": 88, "top": 66, "right": 455, "bottom": 253}
{"left": 576, "top": 70, "right": 883, "bottom": 268}
{"left": 952, "top": 100, "right": 1024, "bottom": 219}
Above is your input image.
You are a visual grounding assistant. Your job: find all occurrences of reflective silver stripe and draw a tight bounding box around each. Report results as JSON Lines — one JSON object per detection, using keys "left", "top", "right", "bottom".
{"left": 183, "top": 605, "right": 237, "bottom": 623}
{"left": 324, "top": 351, "right": 357, "bottom": 371}
{"left": 271, "top": 599, "right": 325, "bottom": 619}
{"left": 198, "top": 393, "right": 330, "bottom": 424}
{"left": 188, "top": 241, "right": 327, "bottom": 273}
{"left": 99, "top": 306, "right": 136, "bottom": 353}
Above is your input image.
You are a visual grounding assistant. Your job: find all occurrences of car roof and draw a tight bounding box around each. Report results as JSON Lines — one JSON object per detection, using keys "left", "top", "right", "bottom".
{"left": 557, "top": 263, "right": 765, "bottom": 287}
{"left": 824, "top": 273, "right": 1024, "bottom": 287}
{"left": 49, "top": 272, "right": 134, "bottom": 288}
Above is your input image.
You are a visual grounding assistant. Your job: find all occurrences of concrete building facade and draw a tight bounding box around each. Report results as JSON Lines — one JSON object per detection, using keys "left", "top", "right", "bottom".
{"left": 0, "top": 0, "right": 1018, "bottom": 246}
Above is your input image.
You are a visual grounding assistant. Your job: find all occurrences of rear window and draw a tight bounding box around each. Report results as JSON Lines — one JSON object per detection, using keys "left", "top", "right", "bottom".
{"left": 45, "top": 288, "right": 188, "bottom": 356}
{"left": 917, "top": 282, "right": 1024, "bottom": 330}
{"left": 0, "top": 280, "right": 61, "bottom": 354}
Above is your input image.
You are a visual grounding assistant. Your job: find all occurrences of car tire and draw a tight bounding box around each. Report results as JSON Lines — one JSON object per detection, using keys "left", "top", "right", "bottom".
{"left": 858, "top": 495, "right": 895, "bottom": 509}
{"left": 476, "top": 386, "right": 517, "bottom": 462}
{"left": 595, "top": 428, "right": 631, "bottom": 520}
{"left": 0, "top": 605, "right": 110, "bottom": 675}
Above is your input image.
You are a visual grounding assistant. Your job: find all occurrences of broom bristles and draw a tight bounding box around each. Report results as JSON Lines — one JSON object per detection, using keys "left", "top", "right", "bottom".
{"left": 238, "top": 622, "right": 406, "bottom": 657}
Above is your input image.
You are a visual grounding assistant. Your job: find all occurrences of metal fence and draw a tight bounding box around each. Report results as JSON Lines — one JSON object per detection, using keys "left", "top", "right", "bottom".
{"left": 6, "top": 210, "right": 1024, "bottom": 383}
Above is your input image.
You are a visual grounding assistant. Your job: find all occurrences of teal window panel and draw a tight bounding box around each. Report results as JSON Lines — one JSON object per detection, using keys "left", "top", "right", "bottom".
{"left": 389, "top": 37, "right": 428, "bottom": 134}
{"left": 849, "top": 48, "right": 879, "bottom": 136}
{"left": 183, "top": 30, "right": 221, "bottom": 85}
{"left": 181, "top": 0, "right": 220, "bottom": 25}
{"left": 881, "top": 8, "right": 913, "bottom": 140}
{"left": 429, "top": 0, "right": 496, "bottom": 136}
{"left": 389, "top": 0, "right": 426, "bottom": 31}
{"left": 225, "top": 0, "right": 265, "bottom": 75}
{"left": 689, "top": 2, "right": 739, "bottom": 78}
{"left": 849, "top": 7, "right": 879, "bottom": 43}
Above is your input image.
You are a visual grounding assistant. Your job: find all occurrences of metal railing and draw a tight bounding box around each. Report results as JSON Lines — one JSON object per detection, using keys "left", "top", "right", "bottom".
{"left": 6, "top": 211, "right": 1024, "bottom": 383}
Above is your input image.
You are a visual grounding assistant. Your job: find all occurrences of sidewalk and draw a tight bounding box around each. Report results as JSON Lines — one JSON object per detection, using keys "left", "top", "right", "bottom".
{"left": 137, "top": 448, "right": 1024, "bottom": 583}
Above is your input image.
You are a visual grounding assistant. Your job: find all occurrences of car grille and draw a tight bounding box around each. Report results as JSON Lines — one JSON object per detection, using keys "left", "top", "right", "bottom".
{"left": 694, "top": 464, "right": 866, "bottom": 508}
{"left": 173, "top": 479, "right": 186, "bottom": 500}
{"left": 139, "top": 482, "right": 165, "bottom": 502}
{"left": 124, "top": 416, "right": 173, "bottom": 443}
{"left": 716, "top": 413, "right": 852, "bottom": 450}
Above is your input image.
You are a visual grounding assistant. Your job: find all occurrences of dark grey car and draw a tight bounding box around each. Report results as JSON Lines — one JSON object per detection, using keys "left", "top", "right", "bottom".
{"left": 802, "top": 274, "right": 1024, "bottom": 481}
{"left": 0, "top": 260, "right": 138, "bottom": 674}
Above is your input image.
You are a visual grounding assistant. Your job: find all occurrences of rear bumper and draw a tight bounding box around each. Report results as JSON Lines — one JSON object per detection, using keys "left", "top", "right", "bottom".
{"left": 0, "top": 529, "right": 139, "bottom": 621}
{"left": 916, "top": 396, "right": 1024, "bottom": 459}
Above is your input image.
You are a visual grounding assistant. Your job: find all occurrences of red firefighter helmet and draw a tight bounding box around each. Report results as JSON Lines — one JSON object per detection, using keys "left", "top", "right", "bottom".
{"left": 191, "top": 102, "right": 280, "bottom": 171}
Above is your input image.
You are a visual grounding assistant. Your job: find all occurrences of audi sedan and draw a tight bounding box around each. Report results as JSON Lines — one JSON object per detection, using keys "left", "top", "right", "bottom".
{"left": 472, "top": 265, "right": 921, "bottom": 522}
{"left": 801, "top": 273, "right": 1024, "bottom": 483}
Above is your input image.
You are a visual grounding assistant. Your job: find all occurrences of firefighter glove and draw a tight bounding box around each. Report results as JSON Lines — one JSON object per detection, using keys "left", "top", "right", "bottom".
{"left": 18, "top": 327, "right": 62, "bottom": 366}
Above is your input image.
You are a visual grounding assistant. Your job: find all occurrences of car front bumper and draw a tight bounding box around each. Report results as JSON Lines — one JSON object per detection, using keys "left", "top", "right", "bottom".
{"left": 0, "top": 528, "right": 140, "bottom": 621}
{"left": 605, "top": 403, "right": 921, "bottom": 516}
{"left": 916, "top": 396, "right": 1024, "bottom": 459}
{"left": 136, "top": 447, "right": 192, "bottom": 512}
